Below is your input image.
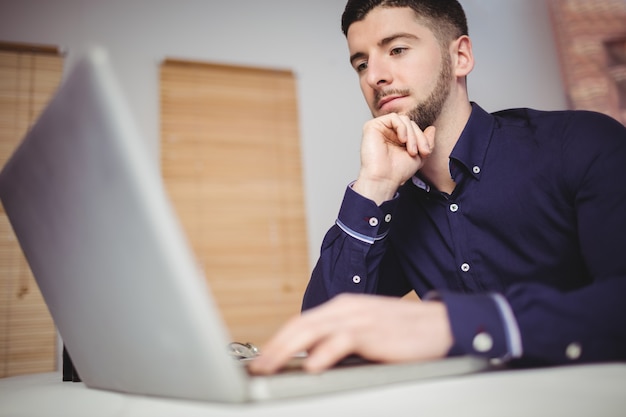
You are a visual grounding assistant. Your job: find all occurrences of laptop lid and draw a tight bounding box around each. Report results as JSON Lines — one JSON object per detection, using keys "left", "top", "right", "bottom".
{"left": 0, "top": 49, "right": 250, "bottom": 402}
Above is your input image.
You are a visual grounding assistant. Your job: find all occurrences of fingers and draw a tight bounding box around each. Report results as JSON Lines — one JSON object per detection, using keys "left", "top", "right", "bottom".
{"left": 248, "top": 313, "right": 323, "bottom": 374}
{"left": 378, "top": 113, "right": 434, "bottom": 158}
{"left": 249, "top": 295, "right": 363, "bottom": 374}
{"left": 303, "top": 331, "right": 355, "bottom": 373}
{"left": 355, "top": 114, "right": 436, "bottom": 204}
{"left": 247, "top": 295, "right": 379, "bottom": 374}
{"left": 249, "top": 300, "right": 347, "bottom": 374}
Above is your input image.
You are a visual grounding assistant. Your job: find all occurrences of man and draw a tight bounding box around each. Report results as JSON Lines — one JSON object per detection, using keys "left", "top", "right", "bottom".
{"left": 249, "top": 0, "right": 626, "bottom": 374}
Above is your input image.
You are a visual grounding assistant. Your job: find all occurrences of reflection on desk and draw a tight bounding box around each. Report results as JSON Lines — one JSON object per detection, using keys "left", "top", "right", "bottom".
{"left": 0, "top": 363, "right": 625, "bottom": 417}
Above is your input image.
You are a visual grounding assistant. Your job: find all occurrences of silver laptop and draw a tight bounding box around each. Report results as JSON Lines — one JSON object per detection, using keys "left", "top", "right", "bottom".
{"left": 0, "top": 49, "right": 488, "bottom": 403}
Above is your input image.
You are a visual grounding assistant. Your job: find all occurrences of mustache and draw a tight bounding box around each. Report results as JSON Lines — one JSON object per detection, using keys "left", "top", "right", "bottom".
{"left": 374, "top": 88, "right": 411, "bottom": 108}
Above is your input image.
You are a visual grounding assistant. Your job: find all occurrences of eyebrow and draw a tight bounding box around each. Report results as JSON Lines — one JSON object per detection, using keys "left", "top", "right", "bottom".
{"left": 349, "top": 32, "right": 419, "bottom": 67}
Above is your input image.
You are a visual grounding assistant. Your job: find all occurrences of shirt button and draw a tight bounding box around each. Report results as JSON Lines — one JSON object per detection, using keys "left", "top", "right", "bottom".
{"left": 461, "top": 263, "right": 471, "bottom": 272}
{"left": 384, "top": 214, "right": 392, "bottom": 223}
{"left": 368, "top": 217, "right": 379, "bottom": 227}
{"left": 352, "top": 275, "right": 361, "bottom": 284}
{"left": 473, "top": 332, "right": 493, "bottom": 353}
{"left": 473, "top": 166, "right": 481, "bottom": 174}
{"left": 566, "top": 342, "right": 582, "bottom": 360}
{"left": 449, "top": 204, "right": 459, "bottom": 213}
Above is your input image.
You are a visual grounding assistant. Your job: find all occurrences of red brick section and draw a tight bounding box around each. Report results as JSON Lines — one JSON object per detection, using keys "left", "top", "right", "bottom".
{"left": 548, "top": 0, "right": 626, "bottom": 124}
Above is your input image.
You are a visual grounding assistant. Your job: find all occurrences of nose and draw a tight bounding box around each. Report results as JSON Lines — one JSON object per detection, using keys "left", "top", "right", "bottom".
{"left": 365, "top": 55, "right": 392, "bottom": 88}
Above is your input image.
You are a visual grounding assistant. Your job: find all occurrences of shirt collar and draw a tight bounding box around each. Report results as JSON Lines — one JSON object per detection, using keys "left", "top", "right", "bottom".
{"left": 411, "top": 103, "right": 495, "bottom": 192}
{"left": 449, "top": 102, "right": 495, "bottom": 182}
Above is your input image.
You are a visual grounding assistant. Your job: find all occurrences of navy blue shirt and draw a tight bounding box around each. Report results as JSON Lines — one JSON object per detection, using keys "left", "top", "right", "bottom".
{"left": 303, "top": 103, "right": 626, "bottom": 365}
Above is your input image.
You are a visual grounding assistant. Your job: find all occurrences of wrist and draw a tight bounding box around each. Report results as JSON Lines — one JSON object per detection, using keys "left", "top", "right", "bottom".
{"left": 352, "top": 177, "right": 399, "bottom": 206}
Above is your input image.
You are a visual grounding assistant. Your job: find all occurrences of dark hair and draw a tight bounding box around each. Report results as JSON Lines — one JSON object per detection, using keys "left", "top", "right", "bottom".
{"left": 341, "top": 0, "right": 468, "bottom": 46}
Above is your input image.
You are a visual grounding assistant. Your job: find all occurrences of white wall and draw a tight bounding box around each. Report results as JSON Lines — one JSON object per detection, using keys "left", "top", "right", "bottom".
{"left": 0, "top": 0, "right": 566, "bottom": 269}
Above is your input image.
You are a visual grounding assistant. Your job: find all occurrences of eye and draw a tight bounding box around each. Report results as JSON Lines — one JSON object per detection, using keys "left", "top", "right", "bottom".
{"left": 390, "top": 47, "right": 407, "bottom": 56}
{"left": 354, "top": 61, "right": 368, "bottom": 73}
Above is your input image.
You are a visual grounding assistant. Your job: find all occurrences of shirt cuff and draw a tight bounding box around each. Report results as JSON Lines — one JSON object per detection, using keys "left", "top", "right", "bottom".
{"left": 428, "top": 291, "right": 523, "bottom": 361}
{"left": 335, "top": 183, "right": 399, "bottom": 245}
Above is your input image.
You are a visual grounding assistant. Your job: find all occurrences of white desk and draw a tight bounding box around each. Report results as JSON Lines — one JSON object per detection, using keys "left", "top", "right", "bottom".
{"left": 1, "top": 364, "right": 624, "bottom": 417}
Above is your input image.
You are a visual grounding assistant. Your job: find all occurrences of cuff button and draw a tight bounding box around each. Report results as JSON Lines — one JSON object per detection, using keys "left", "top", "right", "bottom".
{"left": 472, "top": 332, "right": 493, "bottom": 353}
{"left": 565, "top": 342, "right": 582, "bottom": 360}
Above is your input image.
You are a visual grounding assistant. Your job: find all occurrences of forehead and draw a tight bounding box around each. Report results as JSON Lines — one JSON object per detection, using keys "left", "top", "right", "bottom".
{"left": 346, "top": 6, "right": 435, "bottom": 52}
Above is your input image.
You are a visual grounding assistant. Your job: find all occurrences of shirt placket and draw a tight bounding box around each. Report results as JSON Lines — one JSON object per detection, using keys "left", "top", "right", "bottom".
{"left": 442, "top": 174, "right": 483, "bottom": 292}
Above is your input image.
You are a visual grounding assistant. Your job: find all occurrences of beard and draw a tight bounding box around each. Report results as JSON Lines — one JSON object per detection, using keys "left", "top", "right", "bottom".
{"left": 406, "top": 52, "right": 453, "bottom": 129}
{"left": 375, "top": 52, "right": 453, "bottom": 129}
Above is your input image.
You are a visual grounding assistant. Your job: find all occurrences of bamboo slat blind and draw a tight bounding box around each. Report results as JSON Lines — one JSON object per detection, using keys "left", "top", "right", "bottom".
{"left": 0, "top": 45, "right": 64, "bottom": 377}
{"left": 160, "top": 60, "right": 309, "bottom": 345}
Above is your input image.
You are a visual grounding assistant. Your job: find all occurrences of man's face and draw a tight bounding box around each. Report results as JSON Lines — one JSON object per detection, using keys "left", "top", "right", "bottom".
{"left": 346, "top": 6, "right": 453, "bottom": 129}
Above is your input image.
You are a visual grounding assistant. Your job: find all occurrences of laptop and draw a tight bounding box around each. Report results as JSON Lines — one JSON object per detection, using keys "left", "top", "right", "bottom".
{"left": 0, "top": 48, "right": 489, "bottom": 403}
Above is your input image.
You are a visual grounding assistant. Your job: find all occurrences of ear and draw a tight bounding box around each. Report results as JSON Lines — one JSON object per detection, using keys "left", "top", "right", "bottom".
{"left": 451, "top": 35, "right": 474, "bottom": 78}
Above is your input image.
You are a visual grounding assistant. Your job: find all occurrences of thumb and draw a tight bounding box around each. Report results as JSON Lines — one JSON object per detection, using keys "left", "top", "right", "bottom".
{"left": 423, "top": 125, "right": 436, "bottom": 149}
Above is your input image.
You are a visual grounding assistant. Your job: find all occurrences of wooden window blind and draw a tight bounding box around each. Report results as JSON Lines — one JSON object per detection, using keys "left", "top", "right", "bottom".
{"left": 0, "top": 43, "right": 64, "bottom": 377}
{"left": 160, "top": 59, "right": 309, "bottom": 345}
